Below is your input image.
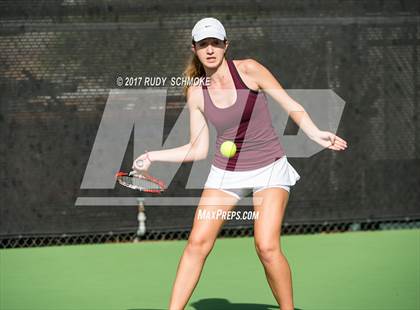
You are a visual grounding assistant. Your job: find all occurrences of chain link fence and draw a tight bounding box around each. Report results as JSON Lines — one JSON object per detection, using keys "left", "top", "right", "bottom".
{"left": 1, "top": 1, "right": 419, "bottom": 248}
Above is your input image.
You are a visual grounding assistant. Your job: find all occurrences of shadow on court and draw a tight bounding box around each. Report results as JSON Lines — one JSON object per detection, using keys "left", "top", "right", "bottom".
{"left": 128, "top": 298, "right": 304, "bottom": 310}
{"left": 190, "top": 298, "right": 303, "bottom": 310}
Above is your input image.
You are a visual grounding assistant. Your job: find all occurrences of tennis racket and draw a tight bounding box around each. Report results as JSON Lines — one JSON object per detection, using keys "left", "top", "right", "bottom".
{"left": 116, "top": 160, "right": 166, "bottom": 193}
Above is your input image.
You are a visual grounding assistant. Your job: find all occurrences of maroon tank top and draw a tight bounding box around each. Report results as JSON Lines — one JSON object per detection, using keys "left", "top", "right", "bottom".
{"left": 202, "top": 59, "right": 285, "bottom": 171}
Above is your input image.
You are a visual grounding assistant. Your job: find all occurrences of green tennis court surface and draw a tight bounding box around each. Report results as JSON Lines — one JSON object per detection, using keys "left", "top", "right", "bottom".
{"left": 1, "top": 229, "right": 419, "bottom": 310}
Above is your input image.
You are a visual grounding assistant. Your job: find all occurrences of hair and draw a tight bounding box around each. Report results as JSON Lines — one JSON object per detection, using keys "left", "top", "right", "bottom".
{"left": 182, "top": 39, "right": 228, "bottom": 98}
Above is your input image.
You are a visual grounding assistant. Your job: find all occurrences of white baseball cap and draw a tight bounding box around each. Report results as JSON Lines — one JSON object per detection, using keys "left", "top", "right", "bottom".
{"left": 191, "top": 17, "right": 227, "bottom": 42}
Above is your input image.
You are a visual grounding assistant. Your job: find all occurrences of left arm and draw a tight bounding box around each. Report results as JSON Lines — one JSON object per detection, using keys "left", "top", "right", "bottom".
{"left": 244, "top": 59, "right": 347, "bottom": 151}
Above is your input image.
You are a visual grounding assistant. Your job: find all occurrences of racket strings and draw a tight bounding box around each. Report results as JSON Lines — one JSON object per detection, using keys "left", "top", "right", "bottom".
{"left": 119, "top": 176, "right": 162, "bottom": 190}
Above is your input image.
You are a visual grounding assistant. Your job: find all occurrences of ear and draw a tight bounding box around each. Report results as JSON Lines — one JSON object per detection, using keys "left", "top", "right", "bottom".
{"left": 191, "top": 44, "right": 196, "bottom": 54}
{"left": 224, "top": 40, "right": 229, "bottom": 51}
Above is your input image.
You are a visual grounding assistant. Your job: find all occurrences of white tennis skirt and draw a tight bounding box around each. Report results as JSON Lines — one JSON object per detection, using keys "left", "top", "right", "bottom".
{"left": 204, "top": 155, "right": 301, "bottom": 190}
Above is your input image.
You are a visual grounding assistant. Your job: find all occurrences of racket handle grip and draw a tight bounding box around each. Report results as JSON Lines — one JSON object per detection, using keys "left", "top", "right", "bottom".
{"left": 134, "top": 151, "right": 151, "bottom": 170}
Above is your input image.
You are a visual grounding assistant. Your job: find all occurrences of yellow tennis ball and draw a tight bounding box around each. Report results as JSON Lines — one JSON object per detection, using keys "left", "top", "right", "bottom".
{"left": 220, "top": 141, "right": 237, "bottom": 158}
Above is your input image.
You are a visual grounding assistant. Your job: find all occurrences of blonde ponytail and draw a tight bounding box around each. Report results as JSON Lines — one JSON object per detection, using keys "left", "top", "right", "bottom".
{"left": 182, "top": 53, "right": 206, "bottom": 97}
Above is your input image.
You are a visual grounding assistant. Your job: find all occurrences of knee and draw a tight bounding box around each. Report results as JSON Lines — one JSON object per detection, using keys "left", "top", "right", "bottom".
{"left": 255, "top": 241, "right": 281, "bottom": 264}
{"left": 185, "top": 236, "right": 214, "bottom": 258}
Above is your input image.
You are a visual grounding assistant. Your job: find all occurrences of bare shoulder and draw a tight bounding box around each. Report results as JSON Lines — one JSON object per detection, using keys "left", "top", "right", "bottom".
{"left": 233, "top": 58, "right": 265, "bottom": 75}
{"left": 232, "top": 58, "right": 264, "bottom": 91}
{"left": 186, "top": 84, "right": 204, "bottom": 112}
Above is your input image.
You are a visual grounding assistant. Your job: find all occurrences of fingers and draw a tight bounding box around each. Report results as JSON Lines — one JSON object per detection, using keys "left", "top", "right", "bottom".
{"left": 335, "top": 136, "right": 348, "bottom": 147}
{"left": 334, "top": 140, "right": 347, "bottom": 150}
{"left": 328, "top": 144, "right": 341, "bottom": 151}
{"left": 330, "top": 134, "right": 348, "bottom": 151}
{"left": 133, "top": 159, "right": 145, "bottom": 171}
{"left": 328, "top": 140, "right": 347, "bottom": 151}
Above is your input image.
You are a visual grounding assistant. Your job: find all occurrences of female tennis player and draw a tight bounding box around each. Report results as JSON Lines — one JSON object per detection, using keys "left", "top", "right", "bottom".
{"left": 133, "top": 17, "right": 347, "bottom": 310}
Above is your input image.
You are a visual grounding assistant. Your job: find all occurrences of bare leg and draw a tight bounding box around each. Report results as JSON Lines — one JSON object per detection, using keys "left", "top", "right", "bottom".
{"left": 253, "top": 188, "right": 294, "bottom": 310}
{"left": 168, "top": 189, "right": 238, "bottom": 310}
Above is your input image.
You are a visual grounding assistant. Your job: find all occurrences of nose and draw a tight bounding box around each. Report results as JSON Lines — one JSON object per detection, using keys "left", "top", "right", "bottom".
{"left": 206, "top": 44, "right": 214, "bottom": 54}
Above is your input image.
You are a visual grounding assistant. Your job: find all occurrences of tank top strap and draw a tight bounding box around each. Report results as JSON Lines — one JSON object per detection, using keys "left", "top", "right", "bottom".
{"left": 202, "top": 60, "right": 243, "bottom": 90}
{"left": 227, "top": 59, "right": 246, "bottom": 89}
{"left": 202, "top": 59, "right": 244, "bottom": 110}
{"left": 201, "top": 80, "right": 213, "bottom": 114}
{"left": 201, "top": 82, "right": 210, "bottom": 100}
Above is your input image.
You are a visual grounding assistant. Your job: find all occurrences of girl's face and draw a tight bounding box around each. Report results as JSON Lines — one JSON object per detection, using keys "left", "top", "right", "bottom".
{"left": 191, "top": 38, "right": 228, "bottom": 69}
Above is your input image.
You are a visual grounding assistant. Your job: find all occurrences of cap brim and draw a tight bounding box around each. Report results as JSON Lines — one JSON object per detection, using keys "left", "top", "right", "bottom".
{"left": 193, "top": 32, "right": 225, "bottom": 42}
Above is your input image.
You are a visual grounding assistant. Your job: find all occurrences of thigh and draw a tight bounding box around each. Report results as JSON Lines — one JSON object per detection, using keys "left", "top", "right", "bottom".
{"left": 189, "top": 188, "right": 239, "bottom": 245}
{"left": 252, "top": 188, "right": 289, "bottom": 246}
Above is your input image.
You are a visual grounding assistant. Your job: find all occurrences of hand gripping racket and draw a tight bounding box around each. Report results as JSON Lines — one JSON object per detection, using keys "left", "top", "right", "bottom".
{"left": 116, "top": 159, "right": 166, "bottom": 194}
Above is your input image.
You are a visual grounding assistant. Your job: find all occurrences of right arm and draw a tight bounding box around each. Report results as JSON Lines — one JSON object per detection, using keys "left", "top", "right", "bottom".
{"left": 133, "top": 85, "right": 209, "bottom": 170}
